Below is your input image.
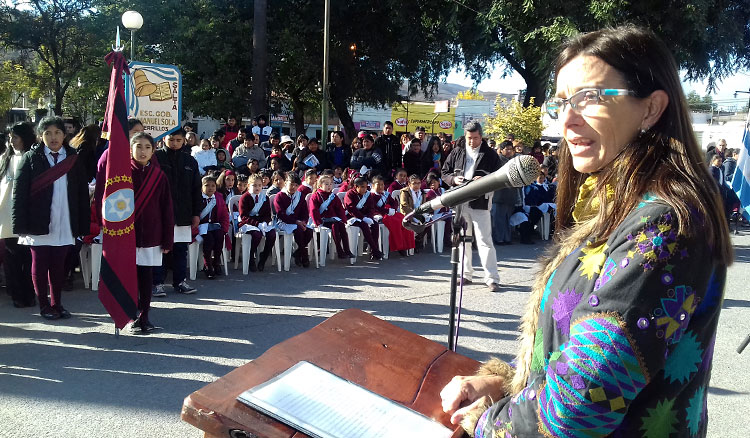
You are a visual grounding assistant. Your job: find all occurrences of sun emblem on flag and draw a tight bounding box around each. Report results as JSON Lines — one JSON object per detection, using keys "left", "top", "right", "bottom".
{"left": 103, "top": 188, "right": 134, "bottom": 222}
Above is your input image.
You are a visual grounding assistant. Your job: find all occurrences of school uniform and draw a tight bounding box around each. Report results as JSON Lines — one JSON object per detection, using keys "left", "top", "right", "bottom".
{"left": 399, "top": 188, "right": 429, "bottom": 249}
{"left": 273, "top": 189, "right": 313, "bottom": 265}
{"left": 308, "top": 189, "right": 352, "bottom": 258}
{"left": 425, "top": 187, "right": 453, "bottom": 247}
{"left": 1, "top": 148, "right": 34, "bottom": 307}
{"left": 343, "top": 189, "right": 383, "bottom": 259}
{"left": 238, "top": 190, "right": 276, "bottom": 269}
{"left": 198, "top": 192, "right": 230, "bottom": 274}
{"left": 131, "top": 159, "right": 174, "bottom": 327}
{"left": 12, "top": 144, "right": 89, "bottom": 317}
{"left": 387, "top": 180, "right": 407, "bottom": 194}
{"left": 371, "top": 190, "right": 412, "bottom": 252}
{"left": 297, "top": 182, "right": 314, "bottom": 199}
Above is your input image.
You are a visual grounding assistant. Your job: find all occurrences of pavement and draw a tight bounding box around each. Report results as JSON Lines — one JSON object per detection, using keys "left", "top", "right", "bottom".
{"left": 0, "top": 233, "right": 749, "bottom": 438}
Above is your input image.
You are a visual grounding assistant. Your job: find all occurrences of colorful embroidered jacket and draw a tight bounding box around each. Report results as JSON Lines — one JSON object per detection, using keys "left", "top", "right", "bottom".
{"left": 474, "top": 201, "right": 725, "bottom": 438}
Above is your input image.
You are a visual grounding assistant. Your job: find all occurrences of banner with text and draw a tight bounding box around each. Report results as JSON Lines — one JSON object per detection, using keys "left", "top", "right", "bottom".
{"left": 124, "top": 62, "right": 182, "bottom": 141}
{"left": 390, "top": 101, "right": 456, "bottom": 135}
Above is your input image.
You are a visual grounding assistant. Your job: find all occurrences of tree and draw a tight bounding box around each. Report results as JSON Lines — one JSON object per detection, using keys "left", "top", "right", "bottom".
{"left": 450, "top": 0, "right": 750, "bottom": 107}
{"left": 685, "top": 91, "right": 716, "bottom": 113}
{"left": 484, "top": 97, "right": 544, "bottom": 146}
{"left": 0, "top": 60, "right": 31, "bottom": 117}
{"left": 251, "top": 0, "right": 268, "bottom": 118}
{"left": 0, "top": 0, "right": 107, "bottom": 115}
{"left": 456, "top": 89, "right": 486, "bottom": 100}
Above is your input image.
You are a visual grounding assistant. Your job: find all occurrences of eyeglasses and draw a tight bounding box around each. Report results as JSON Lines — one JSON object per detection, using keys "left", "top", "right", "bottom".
{"left": 544, "top": 88, "right": 636, "bottom": 120}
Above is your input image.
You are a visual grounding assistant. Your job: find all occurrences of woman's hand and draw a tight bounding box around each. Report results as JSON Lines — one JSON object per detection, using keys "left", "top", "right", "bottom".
{"left": 440, "top": 375, "right": 505, "bottom": 425}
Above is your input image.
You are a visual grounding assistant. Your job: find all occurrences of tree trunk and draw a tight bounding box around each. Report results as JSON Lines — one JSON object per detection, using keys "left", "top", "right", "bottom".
{"left": 330, "top": 94, "right": 355, "bottom": 141}
{"left": 520, "top": 58, "right": 549, "bottom": 108}
{"left": 251, "top": 0, "right": 268, "bottom": 118}
{"left": 54, "top": 81, "right": 64, "bottom": 116}
{"left": 290, "top": 95, "right": 306, "bottom": 137}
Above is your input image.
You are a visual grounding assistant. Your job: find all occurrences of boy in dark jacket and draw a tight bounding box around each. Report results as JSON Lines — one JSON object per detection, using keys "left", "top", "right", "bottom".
{"left": 153, "top": 128, "right": 202, "bottom": 295}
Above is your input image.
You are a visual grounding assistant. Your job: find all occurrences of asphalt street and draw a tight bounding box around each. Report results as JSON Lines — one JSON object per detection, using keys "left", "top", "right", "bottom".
{"left": 1, "top": 233, "right": 748, "bottom": 437}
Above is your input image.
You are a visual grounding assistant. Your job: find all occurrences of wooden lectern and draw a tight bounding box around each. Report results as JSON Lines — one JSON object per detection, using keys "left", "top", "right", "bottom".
{"left": 181, "top": 309, "right": 480, "bottom": 438}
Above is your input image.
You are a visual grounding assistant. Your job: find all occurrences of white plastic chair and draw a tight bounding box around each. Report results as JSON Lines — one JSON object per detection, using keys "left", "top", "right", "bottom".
{"left": 338, "top": 192, "right": 365, "bottom": 264}
{"left": 79, "top": 242, "right": 102, "bottom": 290}
{"left": 228, "top": 194, "right": 243, "bottom": 270}
{"left": 431, "top": 219, "right": 446, "bottom": 253}
{"left": 379, "top": 222, "right": 389, "bottom": 259}
{"left": 189, "top": 236, "right": 229, "bottom": 280}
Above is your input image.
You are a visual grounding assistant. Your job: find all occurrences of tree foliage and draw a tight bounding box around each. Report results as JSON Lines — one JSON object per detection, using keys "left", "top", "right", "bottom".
{"left": 0, "top": 60, "right": 31, "bottom": 117}
{"left": 456, "top": 89, "right": 486, "bottom": 100}
{"left": 0, "top": 0, "right": 109, "bottom": 115}
{"left": 685, "top": 91, "right": 716, "bottom": 112}
{"left": 450, "top": 0, "right": 750, "bottom": 107}
{"left": 484, "top": 97, "right": 544, "bottom": 146}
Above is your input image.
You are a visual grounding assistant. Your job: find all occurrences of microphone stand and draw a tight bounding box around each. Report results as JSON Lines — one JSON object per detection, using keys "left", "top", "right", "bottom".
{"left": 448, "top": 203, "right": 471, "bottom": 352}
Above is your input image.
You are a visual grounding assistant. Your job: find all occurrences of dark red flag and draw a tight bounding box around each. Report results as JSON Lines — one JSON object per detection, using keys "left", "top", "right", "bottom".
{"left": 98, "top": 51, "right": 138, "bottom": 329}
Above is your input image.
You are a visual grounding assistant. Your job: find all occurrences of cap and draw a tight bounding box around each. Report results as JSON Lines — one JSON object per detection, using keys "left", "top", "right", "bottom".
{"left": 280, "top": 135, "right": 293, "bottom": 144}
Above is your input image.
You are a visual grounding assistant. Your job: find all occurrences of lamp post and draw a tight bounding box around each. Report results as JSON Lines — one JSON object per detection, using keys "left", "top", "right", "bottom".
{"left": 121, "top": 10, "right": 143, "bottom": 61}
{"left": 734, "top": 89, "right": 750, "bottom": 114}
{"left": 321, "top": 0, "right": 330, "bottom": 141}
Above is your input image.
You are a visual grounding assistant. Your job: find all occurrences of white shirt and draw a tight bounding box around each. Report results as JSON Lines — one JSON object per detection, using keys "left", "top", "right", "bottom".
{"left": 0, "top": 149, "right": 24, "bottom": 239}
{"left": 19, "top": 147, "right": 74, "bottom": 247}
{"left": 464, "top": 145, "right": 480, "bottom": 180}
{"left": 410, "top": 189, "right": 422, "bottom": 207}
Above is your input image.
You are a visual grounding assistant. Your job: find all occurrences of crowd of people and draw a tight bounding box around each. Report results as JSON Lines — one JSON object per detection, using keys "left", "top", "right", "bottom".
{"left": 0, "top": 110, "right": 562, "bottom": 331}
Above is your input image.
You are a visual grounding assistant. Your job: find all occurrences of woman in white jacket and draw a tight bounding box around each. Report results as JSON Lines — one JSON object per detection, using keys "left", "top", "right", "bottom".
{"left": 1, "top": 122, "right": 36, "bottom": 307}
{"left": 192, "top": 138, "right": 217, "bottom": 175}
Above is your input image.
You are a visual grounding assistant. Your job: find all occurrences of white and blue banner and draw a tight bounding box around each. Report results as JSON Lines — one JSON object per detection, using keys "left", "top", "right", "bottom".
{"left": 730, "top": 115, "right": 750, "bottom": 220}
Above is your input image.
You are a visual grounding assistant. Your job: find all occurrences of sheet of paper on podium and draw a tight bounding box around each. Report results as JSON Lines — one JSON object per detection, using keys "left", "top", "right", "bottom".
{"left": 237, "top": 361, "right": 454, "bottom": 438}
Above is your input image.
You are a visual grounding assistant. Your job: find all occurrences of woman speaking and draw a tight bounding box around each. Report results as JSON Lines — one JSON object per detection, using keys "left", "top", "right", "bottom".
{"left": 441, "top": 25, "right": 732, "bottom": 437}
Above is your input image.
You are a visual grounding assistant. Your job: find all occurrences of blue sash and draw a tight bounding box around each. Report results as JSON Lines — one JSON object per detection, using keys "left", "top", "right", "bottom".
{"left": 319, "top": 192, "right": 336, "bottom": 214}
{"left": 200, "top": 197, "right": 216, "bottom": 220}
{"left": 356, "top": 191, "right": 370, "bottom": 210}
{"left": 249, "top": 191, "right": 267, "bottom": 216}
{"left": 374, "top": 191, "right": 389, "bottom": 207}
{"left": 286, "top": 191, "right": 301, "bottom": 216}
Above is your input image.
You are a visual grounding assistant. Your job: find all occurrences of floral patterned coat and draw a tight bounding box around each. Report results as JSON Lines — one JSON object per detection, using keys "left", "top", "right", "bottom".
{"left": 474, "top": 200, "right": 726, "bottom": 438}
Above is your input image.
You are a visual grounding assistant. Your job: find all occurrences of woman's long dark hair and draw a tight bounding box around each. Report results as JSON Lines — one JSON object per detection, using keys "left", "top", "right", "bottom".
{"left": 553, "top": 25, "right": 732, "bottom": 264}
{"left": 69, "top": 124, "right": 101, "bottom": 153}
{"left": 0, "top": 122, "right": 36, "bottom": 178}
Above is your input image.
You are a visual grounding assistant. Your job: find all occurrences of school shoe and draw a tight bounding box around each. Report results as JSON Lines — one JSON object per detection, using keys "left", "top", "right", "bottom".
{"left": 487, "top": 283, "right": 501, "bottom": 292}
{"left": 204, "top": 266, "right": 215, "bottom": 280}
{"left": 152, "top": 284, "right": 167, "bottom": 297}
{"left": 459, "top": 277, "right": 473, "bottom": 286}
{"left": 53, "top": 305, "right": 72, "bottom": 319}
{"left": 370, "top": 251, "right": 383, "bottom": 261}
{"left": 174, "top": 281, "right": 197, "bottom": 294}
{"left": 248, "top": 256, "right": 257, "bottom": 272}
{"left": 141, "top": 321, "right": 158, "bottom": 332}
{"left": 212, "top": 264, "right": 223, "bottom": 277}
{"left": 301, "top": 251, "right": 311, "bottom": 268}
{"left": 40, "top": 306, "right": 61, "bottom": 320}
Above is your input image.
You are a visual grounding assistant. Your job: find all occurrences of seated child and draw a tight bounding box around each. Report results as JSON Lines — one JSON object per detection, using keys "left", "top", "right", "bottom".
{"left": 371, "top": 175, "right": 412, "bottom": 255}
{"left": 399, "top": 174, "right": 430, "bottom": 252}
{"left": 198, "top": 176, "right": 230, "bottom": 279}
{"left": 192, "top": 139, "right": 217, "bottom": 175}
{"left": 215, "top": 148, "right": 233, "bottom": 171}
{"left": 343, "top": 177, "right": 383, "bottom": 261}
{"left": 308, "top": 174, "right": 354, "bottom": 259}
{"left": 248, "top": 158, "right": 260, "bottom": 175}
{"left": 272, "top": 172, "right": 313, "bottom": 268}
{"left": 298, "top": 169, "right": 318, "bottom": 198}
{"left": 425, "top": 174, "right": 452, "bottom": 247}
{"left": 238, "top": 174, "right": 276, "bottom": 271}
{"left": 129, "top": 133, "right": 174, "bottom": 332}
{"left": 260, "top": 170, "right": 272, "bottom": 190}
{"left": 267, "top": 170, "right": 285, "bottom": 196}
{"left": 217, "top": 169, "right": 238, "bottom": 203}
{"left": 236, "top": 174, "right": 249, "bottom": 195}
{"left": 332, "top": 166, "right": 344, "bottom": 186}
{"left": 387, "top": 168, "right": 408, "bottom": 193}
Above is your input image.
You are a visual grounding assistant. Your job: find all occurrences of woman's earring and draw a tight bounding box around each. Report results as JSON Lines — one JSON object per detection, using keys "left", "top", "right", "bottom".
{"left": 640, "top": 126, "right": 649, "bottom": 135}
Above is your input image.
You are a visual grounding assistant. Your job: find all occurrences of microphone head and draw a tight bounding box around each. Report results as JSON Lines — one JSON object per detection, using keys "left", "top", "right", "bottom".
{"left": 508, "top": 155, "right": 541, "bottom": 186}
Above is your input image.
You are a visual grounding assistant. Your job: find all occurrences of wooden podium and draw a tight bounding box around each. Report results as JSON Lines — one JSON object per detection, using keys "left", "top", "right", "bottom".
{"left": 181, "top": 309, "right": 480, "bottom": 438}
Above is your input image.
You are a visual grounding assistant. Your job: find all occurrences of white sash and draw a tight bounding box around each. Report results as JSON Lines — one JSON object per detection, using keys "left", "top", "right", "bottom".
{"left": 249, "top": 191, "right": 267, "bottom": 216}
{"left": 200, "top": 197, "right": 216, "bottom": 220}
{"left": 286, "top": 191, "right": 301, "bottom": 216}
{"left": 374, "top": 191, "right": 389, "bottom": 208}
{"left": 356, "top": 191, "right": 370, "bottom": 210}
{"left": 319, "top": 192, "right": 336, "bottom": 214}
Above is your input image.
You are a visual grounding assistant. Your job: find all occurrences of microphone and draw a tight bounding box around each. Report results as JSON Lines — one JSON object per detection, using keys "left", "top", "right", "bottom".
{"left": 402, "top": 155, "right": 540, "bottom": 232}
{"left": 420, "top": 155, "right": 540, "bottom": 214}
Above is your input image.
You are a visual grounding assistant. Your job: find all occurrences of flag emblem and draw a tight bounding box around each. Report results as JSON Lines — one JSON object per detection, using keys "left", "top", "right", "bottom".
{"left": 104, "top": 188, "right": 134, "bottom": 222}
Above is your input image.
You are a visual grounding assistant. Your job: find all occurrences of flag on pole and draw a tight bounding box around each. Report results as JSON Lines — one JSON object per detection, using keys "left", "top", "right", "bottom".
{"left": 730, "top": 113, "right": 750, "bottom": 220}
{"left": 98, "top": 50, "right": 138, "bottom": 329}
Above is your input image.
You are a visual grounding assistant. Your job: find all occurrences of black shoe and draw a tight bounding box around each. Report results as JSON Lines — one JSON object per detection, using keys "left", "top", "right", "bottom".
{"left": 398, "top": 250, "right": 408, "bottom": 257}
{"left": 213, "top": 265, "right": 223, "bottom": 276}
{"left": 370, "top": 252, "right": 383, "bottom": 261}
{"left": 141, "top": 321, "right": 157, "bottom": 332}
{"left": 248, "top": 258, "right": 257, "bottom": 272}
{"left": 301, "top": 254, "right": 311, "bottom": 268}
{"left": 204, "top": 266, "right": 215, "bottom": 279}
{"left": 54, "top": 306, "right": 71, "bottom": 319}
{"left": 293, "top": 250, "right": 302, "bottom": 267}
{"left": 40, "top": 307, "right": 60, "bottom": 320}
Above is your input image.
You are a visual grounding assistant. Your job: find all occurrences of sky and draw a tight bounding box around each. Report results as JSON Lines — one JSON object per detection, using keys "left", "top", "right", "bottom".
{"left": 446, "top": 67, "right": 750, "bottom": 110}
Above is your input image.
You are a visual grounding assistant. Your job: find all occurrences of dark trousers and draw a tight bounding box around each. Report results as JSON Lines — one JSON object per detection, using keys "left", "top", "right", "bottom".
{"left": 519, "top": 206, "right": 544, "bottom": 242}
{"left": 248, "top": 230, "right": 276, "bottom": 259}
{"left": 64, "top": 240, "right": 83, "bottom": 279}
{"left": 136, "top": 265, "right": 153, "bottom": 323}
{"left": 202, "top": 229, "right": 224, "bottom": 267}
{"left": 293, "top": 227, "right": 313, "bottom": 253}
{"left": 153, "top": 242, "right": 188, "bottom": 287}
{"left": 322, "top": 221, "right": 351, "bottom": 257}
{"left": 4, "top": 238, "right": 35, "bottom": 306}
{"left": 354, "top": 221, "right": 381, "bottom": 256}
{"left": 30, "top": 245, "right": 70, "bottom": 311}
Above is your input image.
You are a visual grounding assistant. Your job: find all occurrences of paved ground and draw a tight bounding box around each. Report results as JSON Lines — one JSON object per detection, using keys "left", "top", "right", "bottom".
{"left": 1, "top": 233, "right": 749, "bottom": 437}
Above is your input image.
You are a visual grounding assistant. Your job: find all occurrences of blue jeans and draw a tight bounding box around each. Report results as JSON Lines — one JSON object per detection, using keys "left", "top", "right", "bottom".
{"left": 152, "top": 242, "right": 188, "bottom": 287}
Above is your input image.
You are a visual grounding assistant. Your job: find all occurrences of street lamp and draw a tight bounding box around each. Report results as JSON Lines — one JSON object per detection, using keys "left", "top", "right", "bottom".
{"left": 121, "top": 10, "right": 143, "bottom": 62}
{"left": 734, "top": 89, "right": 750, "bottom": 113}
